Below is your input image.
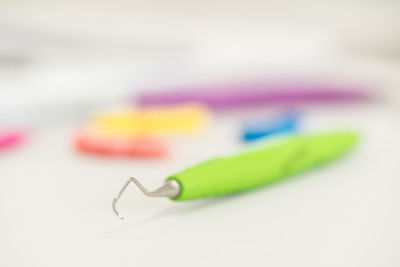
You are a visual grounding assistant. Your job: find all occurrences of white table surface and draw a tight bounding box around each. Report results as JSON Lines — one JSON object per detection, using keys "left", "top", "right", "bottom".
{"left": 1, "top": 103, "right": 399, "bottom": 267}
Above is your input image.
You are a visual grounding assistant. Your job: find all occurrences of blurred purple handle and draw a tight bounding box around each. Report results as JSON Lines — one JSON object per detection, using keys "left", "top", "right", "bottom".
{"left": 136, "top": 81, "right": 371, "bottom": 109}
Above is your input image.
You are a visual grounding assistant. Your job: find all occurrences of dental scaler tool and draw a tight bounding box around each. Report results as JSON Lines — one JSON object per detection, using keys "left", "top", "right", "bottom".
{"left": 112, "top": 131, "right": 358, "bottom": 220}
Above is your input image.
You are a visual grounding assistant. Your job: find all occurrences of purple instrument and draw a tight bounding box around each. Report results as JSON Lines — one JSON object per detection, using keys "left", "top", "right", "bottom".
{"left": 136, "top": 80, "right": 371, "bottom": 110}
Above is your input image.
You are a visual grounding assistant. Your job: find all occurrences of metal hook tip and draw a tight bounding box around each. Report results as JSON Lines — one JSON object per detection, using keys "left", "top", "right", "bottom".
{"left": 112, "top": 177, "right": 181, "bottom": 220}
{"left": 112, "top": 197, "right": 125, "bottom": 220}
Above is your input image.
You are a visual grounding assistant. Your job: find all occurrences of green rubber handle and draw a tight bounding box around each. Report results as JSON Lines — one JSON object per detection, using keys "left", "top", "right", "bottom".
{"left": 167, "top": 131, "right": 358, "bottom": 201}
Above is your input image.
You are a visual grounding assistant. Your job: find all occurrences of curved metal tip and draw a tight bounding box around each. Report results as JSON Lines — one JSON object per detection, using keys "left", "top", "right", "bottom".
{"left": 112, "top": 197, "right": 125, "bottom": 220}
{"left": 112, "top": 177, "right": 181, "bottom": 220}
{"left": 112, "top": 177, "right": 137, "bottom": 220}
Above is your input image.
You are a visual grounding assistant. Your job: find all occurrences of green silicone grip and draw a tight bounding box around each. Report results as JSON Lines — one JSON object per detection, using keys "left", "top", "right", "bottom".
{"left": 167, "top": 131, "right": 358, "bottom": 201}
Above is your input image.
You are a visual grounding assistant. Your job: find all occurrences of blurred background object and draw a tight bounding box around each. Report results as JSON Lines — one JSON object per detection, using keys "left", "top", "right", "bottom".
{"left": 241, "top": 109, "right": 301, "bottom": 142}
{"left": 0, "top": 127, "right": 26, "bottom": 151}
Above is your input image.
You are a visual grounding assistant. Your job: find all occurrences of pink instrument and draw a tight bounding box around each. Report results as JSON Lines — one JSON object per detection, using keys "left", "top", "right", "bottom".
{"left": 0, "top": 128, "right": 26, "bottom": 151}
